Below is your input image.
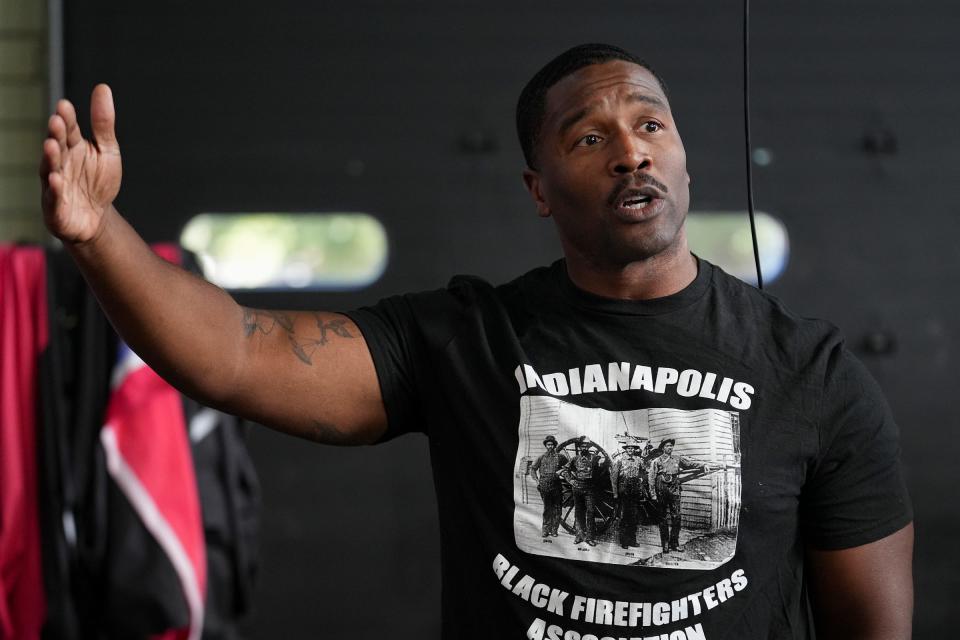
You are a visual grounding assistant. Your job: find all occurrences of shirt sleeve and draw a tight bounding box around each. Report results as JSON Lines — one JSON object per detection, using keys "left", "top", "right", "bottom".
{"left": 343, "top": 286, "right": 466, "bottom": 441}
{"left": 679, "top": 456, "right": 706, "bottom": 470}
{"left": 343, "top": 294, "right": 429, "bottom": 441}
{"left": 799, "top": 345, "right": 913, "bottom": 549}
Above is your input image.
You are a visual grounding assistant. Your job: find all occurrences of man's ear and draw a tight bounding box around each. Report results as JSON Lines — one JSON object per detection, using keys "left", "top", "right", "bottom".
{"left": 522, "top": 168, "right": 551, "bottom": 218}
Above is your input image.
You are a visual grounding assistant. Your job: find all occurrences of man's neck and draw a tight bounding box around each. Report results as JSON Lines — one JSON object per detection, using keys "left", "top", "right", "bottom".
{"left": 563, "top": 244, "right": 698, "bottom": 301}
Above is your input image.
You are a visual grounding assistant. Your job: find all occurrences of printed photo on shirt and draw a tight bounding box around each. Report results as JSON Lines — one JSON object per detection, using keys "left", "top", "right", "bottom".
{"left": 513, "top": 396, "right": 742, "bottom": 569}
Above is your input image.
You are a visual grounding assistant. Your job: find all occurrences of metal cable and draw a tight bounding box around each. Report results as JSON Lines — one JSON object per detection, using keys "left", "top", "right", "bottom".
{"left": 744, "top": 0, "right": 764, "bottom": 289}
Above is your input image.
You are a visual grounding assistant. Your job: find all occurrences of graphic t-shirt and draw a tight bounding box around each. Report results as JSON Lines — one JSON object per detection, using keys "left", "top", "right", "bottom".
{"left": 346, "top": 258, "right": 912, "bottom": 640}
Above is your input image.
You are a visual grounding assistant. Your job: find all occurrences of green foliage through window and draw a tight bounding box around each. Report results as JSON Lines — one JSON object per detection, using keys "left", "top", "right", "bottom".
{"left": 686, "top": 211, "right": 788, "bottom": 285}
{"left": 180, "top": 213, "right": 388, "bottom": 290}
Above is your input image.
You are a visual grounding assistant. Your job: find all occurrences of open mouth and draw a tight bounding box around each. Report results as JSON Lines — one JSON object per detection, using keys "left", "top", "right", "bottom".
{"left": 610, "top": 184, "right": 665, "bottom": 212}
{"left": 621, "top": 195, "right": 654, "bottom": 209}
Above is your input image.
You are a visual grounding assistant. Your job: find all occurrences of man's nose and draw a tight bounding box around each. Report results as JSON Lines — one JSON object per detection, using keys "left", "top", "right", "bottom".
{"left": 608, "top": 132, "right": 651, "bottom": 175}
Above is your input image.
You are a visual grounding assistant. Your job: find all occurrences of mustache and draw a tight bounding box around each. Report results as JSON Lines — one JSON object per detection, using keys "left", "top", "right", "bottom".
{"left": 607, "top": 174, "right": 669, "bottom": 207}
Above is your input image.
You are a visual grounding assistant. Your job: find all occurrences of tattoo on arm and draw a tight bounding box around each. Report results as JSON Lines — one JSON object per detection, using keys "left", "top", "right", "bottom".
{"left": 242, "top": 309, "right": 294, "bottom": 337}
{"left": 310, "top": 419, "right": 356, "bottom": 445}
{"left": 241, "top": 308, "right": 354, "bottom": 366}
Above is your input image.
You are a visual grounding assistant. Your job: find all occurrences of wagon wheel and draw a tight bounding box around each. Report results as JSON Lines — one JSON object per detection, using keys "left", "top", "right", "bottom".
{"left": 556, "top": 437, "right": 616, "bottom": 536}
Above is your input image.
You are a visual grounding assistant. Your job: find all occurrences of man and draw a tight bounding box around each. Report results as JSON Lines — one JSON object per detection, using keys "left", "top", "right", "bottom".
{"left": 562, "top": 437, "right": 605, "bottom": 546}
{"left": 529, "top": 435, "right": 568, "bottom": 537}
{"left": 39, "top": 43, "right": 913, "bottom": 638}
{"left": 648, "top": 438, "right": 711, "bottom": 553}
{"left": 610, "top": 442, "right": 646, "bottom": 549}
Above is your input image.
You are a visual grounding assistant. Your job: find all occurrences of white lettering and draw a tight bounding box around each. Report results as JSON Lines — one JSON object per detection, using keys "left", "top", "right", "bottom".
{"left": 515, "top": 365, "right": 528, "bottom": 393}
{"left": 608, "top": 362, "right": 631, "bottom": 391}
{"left": 524, "top": 364, "right": 545, "bottom": 392}
{"left": 716, "top": 578, "right": 733, "bottom": 603}
{"left": 569, "top": 367, "right": 583, "bottom": 395}
{"left": 716, "top": 377, "right": 733, "bottom": 403}
{"left": 685, "top": 623, "right": 707, "bottom": 640}
{"left": 526, "top": 618, "right": 545, "bottom": 640}
{"left": 630, "top": 365, "right": 655, "bottom": 391}
{"left": 582, "top": 364, "right": 608, "bottom": 393}
{"left": 731, "top": 568, "right": 748, "bottom": 591}
{"left": 676, "top": 369, "right": 702, "bottom": 397}
{"left": 547, "top": 589, "right": 569, "bottom": 616}
{"left": 595, "top": 599, "right": 614, "bottom": 625}
{"left": 654, "top": 368, "right": 679, "bottom": 393}
{"left": 702, "top": 585, "right": 719, "bottom": 609}
{"left": 512, "top": 575, "right": 536, "bottom": 600}
{"left": 492, "top": 553, "right": 510, "bottom": 580}
{"left": 652, "top": 601, "right": 670, "bottom": 625}
{"left": 570, "top": 595, "right": 587, "bottom": 621}
{"left": 530, "top": 583, "right": 550, "bottom": 608}
{"left": 614, "top": 599, "right": 629, "bottom": 626}
{"left": 542, "top": 372, "right": 570, "bottom": 396}
{"left": 698, "top": 372, "right": 718, "bottom": 400}
{"left": 731, "top": 382, "right": 754, "bottom": 410}
{"left": 671, "top": 596, "right": 688, "bottom": 620}
{"left": 585, "top": 597, "right": 596, "bottom": 622}
{"left": 515, "top": 361, "right": 754, "bottom": 412}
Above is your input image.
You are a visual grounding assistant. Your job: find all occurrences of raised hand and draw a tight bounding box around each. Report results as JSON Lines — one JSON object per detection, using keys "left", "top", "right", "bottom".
{"left": 39, "top": 84, "right": 122, "bottom": 244}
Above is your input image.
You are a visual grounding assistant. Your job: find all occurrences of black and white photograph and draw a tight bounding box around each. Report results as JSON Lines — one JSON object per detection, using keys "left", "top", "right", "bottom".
{"left": 514, "top": 397, "right": 741, "bottom": 569}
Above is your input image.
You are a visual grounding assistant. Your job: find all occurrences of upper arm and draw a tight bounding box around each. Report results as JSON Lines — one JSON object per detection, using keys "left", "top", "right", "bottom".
{"left": 806, "top": 522, "right": 914, "bottom": 639}
{"left": 224, "top": 308, "right": 387, "bottom": 445}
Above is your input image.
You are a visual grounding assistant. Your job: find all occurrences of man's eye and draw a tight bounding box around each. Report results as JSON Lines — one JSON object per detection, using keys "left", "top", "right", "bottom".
{"left": 577, "top": 134, "right": 602, "bottom": 147}
{"left": 643, "top": 121, "right": 662, "bottom": 133}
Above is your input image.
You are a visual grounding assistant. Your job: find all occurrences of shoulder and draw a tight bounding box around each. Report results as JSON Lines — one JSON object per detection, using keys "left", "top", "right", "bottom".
{"left": 354, "top": 263, "right": 554, "bottom": 349}
{"left": 700, "top": 258, "right": 845, "bottom": 377}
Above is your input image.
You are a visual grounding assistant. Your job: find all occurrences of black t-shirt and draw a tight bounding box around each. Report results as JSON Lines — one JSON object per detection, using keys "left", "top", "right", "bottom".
{"left": 346, "top": 258, "right": 911, "bottom": 640}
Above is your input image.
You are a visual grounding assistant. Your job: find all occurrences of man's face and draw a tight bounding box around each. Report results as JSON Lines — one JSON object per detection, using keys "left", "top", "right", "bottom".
{"left": 545, "top": 441, "right": 556, "bottom": 452}
{"left": 663, "top": 442, "right": 675, "bottom": 455}
{"left": 523, "top": 60, "right": 690, "bottom": 267}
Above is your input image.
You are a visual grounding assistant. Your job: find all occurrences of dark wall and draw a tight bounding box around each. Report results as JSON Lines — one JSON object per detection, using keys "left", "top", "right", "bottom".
{"left": 64, "top": 1, "right": 958, "bottom": 637}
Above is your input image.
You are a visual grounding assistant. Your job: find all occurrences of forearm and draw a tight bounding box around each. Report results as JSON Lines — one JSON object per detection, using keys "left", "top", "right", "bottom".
{"left": 67, "top": 205, "right": 246, "bottom": 406}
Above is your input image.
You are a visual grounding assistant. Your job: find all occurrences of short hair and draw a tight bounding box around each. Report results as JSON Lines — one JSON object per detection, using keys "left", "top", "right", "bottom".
{"left": 516, "top": 43, "right": 669, "bottom": 169}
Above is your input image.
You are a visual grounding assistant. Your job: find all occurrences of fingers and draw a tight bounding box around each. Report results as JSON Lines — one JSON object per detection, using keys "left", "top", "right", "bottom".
{"left": 90, "top": 83, "right": 119, "bottom": 153}
{"left": 39, "top": 138, "right": 63, "bottom": 216}
{"left": 56, "top": 99, "right": 82, "bottom": 147}
{"left": 47, "top": 112, "right": 67, "bottom": 155}
{"left": 39, "top": 137, "right": 61, "bottom": 175}
{"left": 41, "top": 112, "right": 63, "bottom": 203}
{"left": 39, "top": 138, "right": 62, "bottom": 200}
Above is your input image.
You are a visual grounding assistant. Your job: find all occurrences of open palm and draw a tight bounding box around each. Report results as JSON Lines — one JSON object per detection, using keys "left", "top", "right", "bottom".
{"left": 39, "top": 84, "right": 122, "bottom": 244}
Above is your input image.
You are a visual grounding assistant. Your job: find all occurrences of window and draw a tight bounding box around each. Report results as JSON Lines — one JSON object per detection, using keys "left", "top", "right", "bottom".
{"left": 180, "top": 213, "right": 388, "bottom": 290}
{"left": 686, "top": 211, "right": 788, "bottom": 285}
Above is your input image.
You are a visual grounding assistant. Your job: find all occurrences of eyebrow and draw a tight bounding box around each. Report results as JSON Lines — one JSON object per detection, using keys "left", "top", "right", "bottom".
{"left": 556, "top": 92, "right": 668, "bottom": 137}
